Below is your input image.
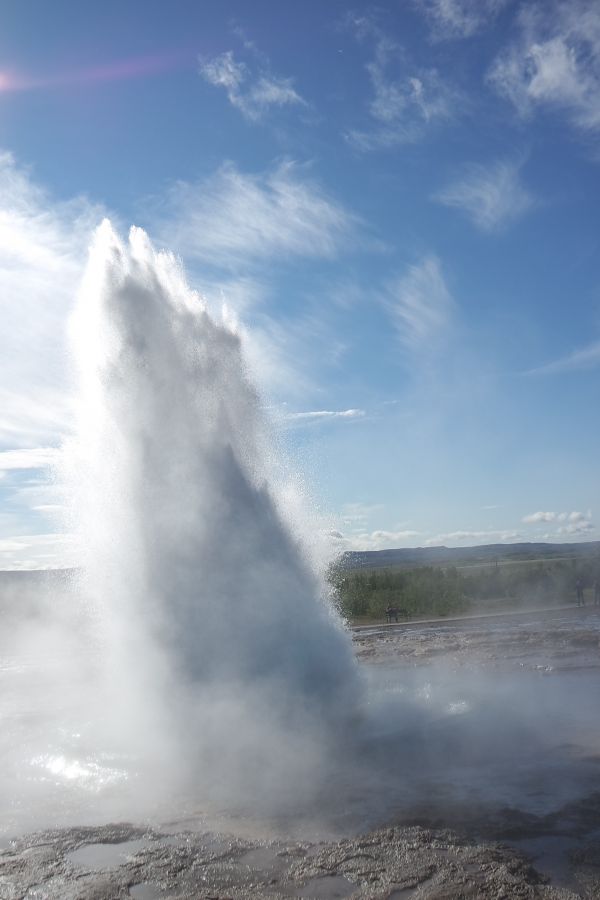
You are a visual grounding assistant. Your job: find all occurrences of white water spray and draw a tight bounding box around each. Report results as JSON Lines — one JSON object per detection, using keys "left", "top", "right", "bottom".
{"left": 64, "top": 221, "right": 358, "bottom": 817}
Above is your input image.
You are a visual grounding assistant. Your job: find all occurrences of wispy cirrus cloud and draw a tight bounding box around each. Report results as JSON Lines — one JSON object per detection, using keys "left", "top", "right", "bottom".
{"left": 152, "top": 161, "right": 359, "bottom": 270}
{"left": 434, "top": 157, "right": 535, "bottom": 231}
{"left": 414, "top": 0, "right": 512, "bottom": 40}
{"left": 199, "top": 48, "right": 306, "bottom": 122}
{"left": 526, "top": 339, "right": 600, "bottom": 375}
{"left": 489, "top": 0, "right": 600, "bottom": 134}
{"left": 386, "top": 256, "right": 455, "bottom": 351}
{"left": 345, "top": 13, "right": 462, "bottom": 150}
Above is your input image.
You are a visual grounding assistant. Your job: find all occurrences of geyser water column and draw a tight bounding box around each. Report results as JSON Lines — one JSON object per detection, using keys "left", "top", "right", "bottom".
{"left": 67, "top": 221, "right": 358, "bottom": 814}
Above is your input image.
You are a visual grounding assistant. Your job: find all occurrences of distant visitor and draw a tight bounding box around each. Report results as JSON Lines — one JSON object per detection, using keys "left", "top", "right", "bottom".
{"left": 386, "top": 606, "right": 404, "bottom": 623}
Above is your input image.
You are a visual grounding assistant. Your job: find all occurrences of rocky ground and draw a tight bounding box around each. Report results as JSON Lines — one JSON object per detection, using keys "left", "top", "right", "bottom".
{"left": 3, "top": 606, "right": 600, "bottom": 899}
{"left": 3, "top": 816, "right": 598, "bottom": 899}
{"left": 353, "top": 606, "right": 600, "bottom": 674}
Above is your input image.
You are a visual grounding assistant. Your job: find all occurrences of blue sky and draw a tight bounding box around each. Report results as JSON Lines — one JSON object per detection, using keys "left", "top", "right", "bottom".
{"left": 1, "top": 0, "right": 600, "bottom": 568}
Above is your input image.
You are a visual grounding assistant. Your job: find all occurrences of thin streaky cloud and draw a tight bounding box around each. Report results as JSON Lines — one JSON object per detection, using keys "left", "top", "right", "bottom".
{"left": 284, "top": 408, "right": 365, "bottom": 423}
{"left": 434, "top": 158, "right": 535, "bottom": 231}
{"left": 425, "top": 529, "right": 521, "bottom": 545}
{"left": 526, "top": 339, "right": 600, "bottom": 375}
{"left": 199, "top": 48, "right": 306, "bottom": 122}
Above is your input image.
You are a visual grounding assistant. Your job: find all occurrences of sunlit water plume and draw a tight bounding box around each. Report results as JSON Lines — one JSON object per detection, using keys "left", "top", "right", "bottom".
{"left": 57, "top": 221, "right": 359, "bottom": 823}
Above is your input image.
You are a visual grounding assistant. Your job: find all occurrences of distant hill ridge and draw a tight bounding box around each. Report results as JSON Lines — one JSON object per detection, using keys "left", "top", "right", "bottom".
{"left": 341, "top": 540, "right": 600, "bottom": 570}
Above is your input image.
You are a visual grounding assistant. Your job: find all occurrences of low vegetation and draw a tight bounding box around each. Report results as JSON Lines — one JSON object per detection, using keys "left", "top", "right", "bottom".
{"left": 330, "top": 554, "right": 600, "bottom": 623}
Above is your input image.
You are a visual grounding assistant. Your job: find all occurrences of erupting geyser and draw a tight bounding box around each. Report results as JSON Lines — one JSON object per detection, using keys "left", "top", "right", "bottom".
{"left": 64, "top": 221, "right": 359, "bottom": 817}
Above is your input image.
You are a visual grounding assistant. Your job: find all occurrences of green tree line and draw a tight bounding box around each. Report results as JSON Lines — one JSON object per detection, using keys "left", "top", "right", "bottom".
{"left": 330, "top": 556, "right": 600, "bottom": 621}
{"left": 330, "top": 565, "right": 468, "bottom": 620}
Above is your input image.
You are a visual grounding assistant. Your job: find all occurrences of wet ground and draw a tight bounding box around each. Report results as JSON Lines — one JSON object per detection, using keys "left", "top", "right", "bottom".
{"left": 2, "top": 606, "right": 600, "bottom": 898}
{"left": 0, "top": 818, "right": 585, "bottom": 899}
{"left": 353, "top": 605, "right": 600, "bottom": 674}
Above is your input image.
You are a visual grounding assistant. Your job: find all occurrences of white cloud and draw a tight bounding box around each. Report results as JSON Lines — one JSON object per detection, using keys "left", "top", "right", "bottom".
{"left": 568, "top": 511, "right": 589, "bottom": 523}
{"left": 200, "top": 49, "right": 245, "bottom": 93}
{"left": 387, "top": 256, "right": 455, "bottom": 350}
{"left": 0, "top": 532, "right": 78, "bottom": 571}
{"left": 0, "top": 151, "right": 99, "bottom": 447}
{"left": 523, "top": 509, "right": 592, "bottom": 526}
{"left": 556, "top": 520, "right": 594, "bottom": 535}
{"left": 526, "top": 339, "right": 600, "bottom": 375}
{"left": 489, "top": 1, "right": 600, "bottom": 133}
{"left": 199, "top": 49, "right": 306, "bottom": 122}
{"left": 153, "top": 161, "right": 359, "bottom": 270}
{"left": 523, "top": 510, "right": 558, "bottom": 523}
{"left": 332, "top": 528, "right": 422, "bottom": 551}
{"left": 345, "top": 14, "right": 461, "bottom": 150}
{"left": 414, "top": 0, "right": 512, "bottom": 40}
{"left": 425, "top": 529, "right": 521, "bottom": 545}
{"left": 0, "top": 448, "right": 59, "bottom": 471}
{"left": 434, "top": 158, "right": 535, "bottom": 231}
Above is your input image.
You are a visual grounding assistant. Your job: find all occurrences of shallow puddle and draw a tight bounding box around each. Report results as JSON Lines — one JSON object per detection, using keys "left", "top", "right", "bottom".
{"left": 67, "top": 838, "right": 149, "bottom": 870}
{"left": 238, "top": 845, "right": 284, "bottom": 869}
{"left": 295, "top": 874, "right": 356, "bottom": 898}
{"left": 129, "top": 883, "right": 165, "bottom": 899}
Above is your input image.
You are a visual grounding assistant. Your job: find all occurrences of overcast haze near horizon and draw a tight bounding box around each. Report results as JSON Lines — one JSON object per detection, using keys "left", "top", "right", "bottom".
{"left": 1, "top": 0, "right": 600, "bottom": 570}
